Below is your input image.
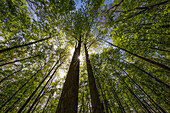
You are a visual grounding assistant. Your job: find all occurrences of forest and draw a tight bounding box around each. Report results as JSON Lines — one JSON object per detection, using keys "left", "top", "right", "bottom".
{"left": 0, "top": 0, "right": 169, "bottom": 113}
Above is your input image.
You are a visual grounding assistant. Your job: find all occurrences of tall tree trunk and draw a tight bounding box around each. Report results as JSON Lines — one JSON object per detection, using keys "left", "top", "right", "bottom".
{"left": 56, "top": 38, "right": 81, "bottom": 113}
{"left": 31, "top": 99, "right": 41, "bottom": 113}
{"left": 148, "top": 47, "right": 170, "bottom": 52}
{"left": 84, "top": 44, "right": 104, "bottom": 113}
{"left": 0, "top": 36, "right": 52, "bottom": 53}
{"left": 108, "top": 57, "right": 170, "bottom": 88}
{"left": 104, "top": 40, "right": 170, "bottom": 72}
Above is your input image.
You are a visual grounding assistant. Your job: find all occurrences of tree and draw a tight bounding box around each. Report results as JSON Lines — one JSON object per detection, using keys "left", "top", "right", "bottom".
{"left": 56, "top": 38, "right": 81, "bottom": 113}
{"left": 84, "top": 44, "right": 104, "bottom": 113}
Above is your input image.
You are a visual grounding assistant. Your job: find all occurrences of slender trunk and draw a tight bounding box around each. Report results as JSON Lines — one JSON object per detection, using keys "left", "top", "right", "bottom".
{"left": 142, "top": 99, "right": 157, "bottom": 113}
{"left": 79, "top": 86, "right": 85, "bottom": 113}
{"left": 30, "top": 88, "right": 49, "bottom": 113}
{"left": 0, "top": 68, "right": 22, "bottom": 83}
{"left": 0, "top": 36, "right": 52, "bottom": 53}
{"left": 18, "top": 59, "right": 60, "bottom": 113}
{"left": 30, "top": 88, "right": 50, "bottom": 113}
{"left": 103, "top": 82, "right": 114, "bottom": 113}
{"left": 27, "top": 62, "right": 63, "bottom": 113}
{"left": 82, "top": 92, "right": 85, "bottom": 113}
{"left": 141, "top": 39, "right": 170, "bottom": 46}
{"left": 84, "top": 44, "right": 104, "bottom": 113}
{"left": 116, "top": 1, "right": 168, "bottom": 22}
{"left": 56, "top": 38, "right": 81, "bottom": 113}
{"left": 104, "top": 40, "right": 170, "bottom": 72}
{"left": 140, "top": 81, "right": 170, "bottom": 105}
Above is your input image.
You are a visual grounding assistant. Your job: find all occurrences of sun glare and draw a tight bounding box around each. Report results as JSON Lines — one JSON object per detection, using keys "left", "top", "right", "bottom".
{"left": 69, "top": 47, "right": 83, "bottom": 61}
{"left": 78, "top": 55, "right": 83, "bottom": 61}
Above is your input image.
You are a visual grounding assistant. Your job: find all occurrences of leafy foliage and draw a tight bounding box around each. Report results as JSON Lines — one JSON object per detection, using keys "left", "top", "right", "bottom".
{"left": 0, "top": 0, "right": 169, "bottom": 112}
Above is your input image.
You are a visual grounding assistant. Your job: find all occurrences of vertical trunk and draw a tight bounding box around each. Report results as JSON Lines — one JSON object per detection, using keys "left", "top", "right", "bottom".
{"left": 140, "top": 81, "right": 170, "bottom": 105}
{"left": 108, "top": 57, "right": 170, "bottom": 88}
{"left": 111, "top": 85, "right": 125, "bottom": 113}
{"left": 31, "top": 88, "right": 48, "bottom": 113}
{"left": 84, "top": 44, "right": 104, "bottom": 113}
{"left": 148, "top": 47, "right": 170, "bottom": 52}
{"left": 31, "top": 99, "right": 41, "bottom": 113}
{"left": 104, "top": 40, "right": 170, "bottom": 72}
{"left": 79, "top": 87, "right": 85, "bottom": 113}
{"left": 56, "top": 38, "right": 81, "bottom": 113}
{"left": 31, "top": 89, "right": 49, "bottom": 113}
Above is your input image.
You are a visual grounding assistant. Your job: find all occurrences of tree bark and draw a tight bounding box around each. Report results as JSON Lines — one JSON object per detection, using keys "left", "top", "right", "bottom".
{"left": 115, "top": 58, "right": 170, "bottom": 88}
{"left": 56, "top": 38, "right": 81, "bottom": 113}
{"left": 84, "top": 44, "right": 104, "bottom": 113}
